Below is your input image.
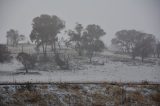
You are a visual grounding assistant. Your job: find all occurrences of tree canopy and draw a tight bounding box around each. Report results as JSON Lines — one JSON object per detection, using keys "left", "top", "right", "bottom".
{"left": 112, "top": 29, "right": 156, "bottom": 61}
{"left": 68, "top": 23, "right": 84, "bottom": 55}
{"left": 30, "top": 14, "right": 65, "bottom": 55}
{"left": 82, "top": 24, "right": 106, "bottom": 62}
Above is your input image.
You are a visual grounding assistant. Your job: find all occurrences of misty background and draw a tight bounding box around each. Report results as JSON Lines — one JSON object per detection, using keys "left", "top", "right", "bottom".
{"left": 0, "top": 0, "right": 160, "bottom": 46}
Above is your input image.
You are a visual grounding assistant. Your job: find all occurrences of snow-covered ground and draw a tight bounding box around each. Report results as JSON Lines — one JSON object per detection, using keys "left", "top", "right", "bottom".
{"left": 0, "top": 55, "right": 160, "bottom": 83}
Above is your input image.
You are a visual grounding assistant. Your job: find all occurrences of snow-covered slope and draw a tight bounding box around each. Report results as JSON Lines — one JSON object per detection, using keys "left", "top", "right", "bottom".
{"left": 0, "top": 56, "right": 159, "bottom": 83}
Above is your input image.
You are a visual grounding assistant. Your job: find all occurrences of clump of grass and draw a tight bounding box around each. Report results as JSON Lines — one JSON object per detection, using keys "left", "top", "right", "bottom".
{"left": 0, "top": 95, "right": 5, "bottom": 106}
{"left": 92, "top": 92, "right": 107, "bottom": 106}
{"left": 39, "top": 84, "right": 48, "bottom": 89}
{"left": 12, "top": 89, "right": 44, "bottom": 105}
{"left": 150, "top": 92, "right": 160, "bottom": 103}
{"left": 126, "top": 91, "right": 144, "bottom": 103}
{"left": 70, "top": 84, "right": 81, "bottom": 91}
{"left": 17, "top": 83, "right": 36, "bottom": 92}
{"left": 57, "top": 83, "right": 69, "bottom": 89}
{"left": 145, "top": 85, "right": 160, "bottom": 92}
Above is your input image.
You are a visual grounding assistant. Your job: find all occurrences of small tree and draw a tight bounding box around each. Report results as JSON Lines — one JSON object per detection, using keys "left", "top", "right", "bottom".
{"left": 54, "top": 39, "right": 70, "bottom": 70}
{"left": 6, "top": 29, "right": 19, "bottom": 46}
{"left": 6, "top": 29, "right": 26, "bottom": 47}
{"left": 17, "top": 52, "right": 37, "bottom": 73}
{"left": 0, "top": 44, "right": 12, "bottom": 63}
{"left": 82, "top": 24, "right": 106, "bottom": 62}
{"left": 156, "top": 41, "right": 160, "bottom": 58}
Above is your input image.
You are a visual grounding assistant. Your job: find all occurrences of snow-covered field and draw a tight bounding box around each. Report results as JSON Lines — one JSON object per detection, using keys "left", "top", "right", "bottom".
{"left": 0, "top": 52, "right": 160, "bottom": 83}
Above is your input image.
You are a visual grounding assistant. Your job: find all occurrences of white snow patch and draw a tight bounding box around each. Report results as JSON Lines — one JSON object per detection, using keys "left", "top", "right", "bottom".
{"left": 0, "top": 58, "right": 160, "bottom": 83}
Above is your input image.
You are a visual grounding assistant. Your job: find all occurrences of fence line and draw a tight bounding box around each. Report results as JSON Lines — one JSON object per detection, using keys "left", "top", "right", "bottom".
{"left": 0, "top": 81, "right": 159, "bottom": 85}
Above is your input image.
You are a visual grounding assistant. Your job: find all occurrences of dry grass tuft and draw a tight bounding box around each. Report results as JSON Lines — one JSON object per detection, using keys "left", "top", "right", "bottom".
{"left": 126, "top": 91, "right": 144, "bottom": 103}
{"left": 57, "top": 83, "right": 69, "bottom": 89}
{"left": 150, "top": 92, "right": 160, "bottom": 103}
{"left": 92, "top": 92, "right": 107, "bottom": 106}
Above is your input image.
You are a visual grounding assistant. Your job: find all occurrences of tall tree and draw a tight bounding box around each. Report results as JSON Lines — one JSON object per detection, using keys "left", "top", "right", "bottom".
{"left": 112, "top": 30, "right": 156, "bottom": 61}
{"left": 6, "top": 29, "right": 19, "bottom": 46}
{"left": 68, "top": 23, "right": 83, "bottom": 55}
{"left": 30, "top": 14, "right": 65, "bottom": 56}
{"left": 112, "top": 30, "right": 147, "bottom": 59}
{"left": 82, "top": 24, "right": 106, "bottom": 62}
{"left": 49, "top": 15, "right": 65, "bottom": 52}
{"left": 134, "top": 34, "right": 155, "bottom": 62}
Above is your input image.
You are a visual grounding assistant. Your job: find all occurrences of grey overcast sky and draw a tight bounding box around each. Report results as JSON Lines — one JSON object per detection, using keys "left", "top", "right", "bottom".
{"left": 0, "top": 0, "right": 160, "bottom": 45}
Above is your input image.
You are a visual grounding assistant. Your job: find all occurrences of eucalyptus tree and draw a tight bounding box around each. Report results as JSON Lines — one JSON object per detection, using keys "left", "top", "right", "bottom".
{"left": 30, "top": 14, "right": 65, "bottom": 56}
{"left": 112, "top": 30, "right": 156, "bottom": 61}
{"left": 82, "top": 24, "right": 106, "bottom": 62}
{"left": 68, "top": 23, "right": 84, "bottom": 56}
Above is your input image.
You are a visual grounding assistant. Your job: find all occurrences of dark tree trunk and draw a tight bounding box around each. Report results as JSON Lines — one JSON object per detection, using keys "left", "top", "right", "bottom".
{"left": 132, "top": 53, "right": 135, "bottom": 60}
{"left": 89, "top": 51, "right": 94, "bottom": 63}
{"left": 51, "top": 42, "right": 54, "bottom": 51}
{"left": 141, "top": 56, "right": 144, "bottom": 62}
{"left": 89, "top": 57, "right": 92, "bottom": 63}
{"left": 78, "top": 49, "right": 82, "bottom": 56}
{"left": 53, "top": 41, "right": 56, "bottom": 53}
{"left": 157, "top": 51, "right": 160, "bottom": 58}
{"left": 77, "top": 42, "right": 82, "bottom": 56}
{"left": 24, "top": 64, "right": 28, "bottom": 73}
{"left": 42, "top": 43, "right": 47, "bottom": 57}
{"left": 42, "top": 44, "right": 45, "bottom": 55}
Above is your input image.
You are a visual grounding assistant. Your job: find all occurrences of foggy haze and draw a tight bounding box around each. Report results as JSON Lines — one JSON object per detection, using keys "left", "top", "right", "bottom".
{"left": 0, "top": 0, "right": 160, "bottom": 45}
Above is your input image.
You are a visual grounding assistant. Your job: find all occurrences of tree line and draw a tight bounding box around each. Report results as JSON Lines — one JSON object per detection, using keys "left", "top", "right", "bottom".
{"left": 4, "top": 14, "right": 160, "bottom": 61}
{"left": 1, "top": 14, "right": 160, "bottom": 72}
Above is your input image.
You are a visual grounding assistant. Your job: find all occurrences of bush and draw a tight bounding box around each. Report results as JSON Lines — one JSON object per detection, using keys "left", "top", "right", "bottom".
{"left": 55, "top": 53, "right": 69, "bottom": 70}
{"left": 17, "top": 52, "right": 37, "bottom": 73}
{"left": 37, "top": 55, "right": 52, "bottom": 63}
{"left": 0, "top": 44, "right": 12, "bottom": 63}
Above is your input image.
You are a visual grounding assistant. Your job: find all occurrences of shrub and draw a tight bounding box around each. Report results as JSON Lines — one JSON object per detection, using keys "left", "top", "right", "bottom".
{"left": 17, "top": 52, "right": 37, "bottom": 73}
{"left": 55, "top": 53, "right": 69, "bottom": 70}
